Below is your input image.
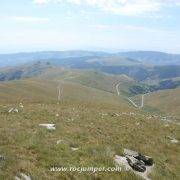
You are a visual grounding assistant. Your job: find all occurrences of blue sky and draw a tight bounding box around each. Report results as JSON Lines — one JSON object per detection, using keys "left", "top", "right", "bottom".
{"left": 0, "top": 0, "right": 180, "bottom": 53}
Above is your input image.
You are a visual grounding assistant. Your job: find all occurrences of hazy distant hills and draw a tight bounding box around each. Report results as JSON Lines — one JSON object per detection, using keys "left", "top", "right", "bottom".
{"left": 117, "top": 51, "right": 180, "bottom": 65}
{"left": 86, "top": 56, "right": 142, "bottom": 66}
{"left": 0, "top": 50, "right": 180, "bottom": 68}
{"left": 0, "top": 62, "right": 51, "bottom": 81}
{"left": 0, "top": 50, "right": 179, "bottom": 95}
{"left": 0, "top": 51, "right": 108, "bottom": 68}
{"left": 100, "top": 65, "right": 180, "bottom": 81}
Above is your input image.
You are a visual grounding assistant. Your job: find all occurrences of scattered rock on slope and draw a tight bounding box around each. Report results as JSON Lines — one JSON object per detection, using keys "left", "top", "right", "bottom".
{"left": 39, "top": 123, "right": 56, "bottom": 130}
{"left": 167, "top": 136, "right": 179, "bottom": 144}
{"left": 15, "top": 173, "right": 31, "bottom": 180}
{"left": 8, "top": 108, "right": 19, "bottom": 113}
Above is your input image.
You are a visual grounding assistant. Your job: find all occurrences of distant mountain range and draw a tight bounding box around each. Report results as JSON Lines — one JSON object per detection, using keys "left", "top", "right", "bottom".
{"left": 0, "top": 50, "right": 179, "bottom": 94}
{"left": 0, "top": 51, "right": 108, "bottom": 68}
{"left": 0, "top": 50, "right": 180, "bottom": 68}
{"left": 117, "top": 51, "right": 180, "bottom": 65}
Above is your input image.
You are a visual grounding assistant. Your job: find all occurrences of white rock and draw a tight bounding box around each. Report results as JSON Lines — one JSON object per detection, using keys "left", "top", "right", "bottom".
{"left": 71, "top": 147, "right": 79, "bottom": 151}
{"left": 8, "top": 108, "right": 19, "bottom": 113}
{"left": 15, "top": 177, "right": 21, "bottom": 180}
{"left": 167, "top": 136, "right": 179, "bottom": 143}
{"left": 170, "top": 138, "right": 179, "bottom": 144}
{"left": 101, "top": 113, "right": 108, "bottom": 116}
{"left": 47, "top": 126, "right": 56, "bottom": 130}
{"left": 67, "top": 118, "right": 74, "bottom": 122}
{"left": 115, "top": 155, "right": 131, "bottom": 171}
{"left": 39, "top": 124, "right": 56, "bottom": 130}
{"left": 8, "top": 108, "right": 14, "bottom": 113}
{"left": 57, "top": 140, "right": 63, "bottom": 145}
{"left": 20, "top": 173, "right": 31, "bottom": 180}
{"left": 15, "top": 173, "right": 31, "bottom": 180}
{"left": 19, "top": 103, "right": 24, "bottom": 108}
{"left": 146, "top": 116, "right": 152, "bottom": 119}
{"left": 14, "top": 108, "right": 19, "bottom": 113}
{"left": 130, "top": 112, "right": 136, "bottom": 115}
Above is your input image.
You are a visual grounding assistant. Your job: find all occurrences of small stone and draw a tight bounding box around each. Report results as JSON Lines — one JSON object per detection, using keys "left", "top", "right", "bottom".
{"left": 170, "top": 138, "right": 179, "bottom": 144}
{"left": 8, "top": 108, "right": 19, "bottom": 113}
{"left": 39, "top": 124, "right": 56, "bottom": 130}
{"left": 71, "top": 147, "right": 79, "bottom": 151}
{"left": 20, "top": 173, "right": 31, "bottom": 180}
{"left": 15, "top": 173, "right": 31, "bottom": 180}
{"left": 101, "top": 113, "right": 108, "bottom": 116}
{"left": 57, "top": 140, "right": 63, "bottom": 145}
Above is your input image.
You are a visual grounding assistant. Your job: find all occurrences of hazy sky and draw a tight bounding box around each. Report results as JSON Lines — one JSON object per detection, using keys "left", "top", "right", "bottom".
{"left": 0, "top": 0, "right": 180, "bottom": 53}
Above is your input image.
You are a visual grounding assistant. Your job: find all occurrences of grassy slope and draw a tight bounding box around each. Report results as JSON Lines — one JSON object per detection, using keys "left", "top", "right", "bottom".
{"left": 0, "top": 79, "right": 57, "bottom": 103}
{"left": 144, "top": 88, "right": 180, "bottom": 116}
{"left": 0, "top": 77, "right": 129, "bottom": 107}
{"left": 37, "top": 67, "right": 135, "bottom": 94}
{"left": 0, "top": 78, "right": 179, "bottom": 180}
{"left": 67, "top": 71, "right": 133, "bottom": 94}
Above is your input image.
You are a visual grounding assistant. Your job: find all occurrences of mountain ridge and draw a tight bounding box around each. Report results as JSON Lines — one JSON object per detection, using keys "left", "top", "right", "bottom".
{"left": 0, "top": 50, "right": 179, "bottom": 68}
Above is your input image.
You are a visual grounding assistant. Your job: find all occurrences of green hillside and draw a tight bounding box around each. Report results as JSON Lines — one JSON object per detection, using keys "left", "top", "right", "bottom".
{"left": 0, "top": 77, "right": 179, "bottom": 180}
{"left": 144, "top": 88, "right": 180, "bottom": 116}
{"left": 0, "top": 78, "right": 130, "bottom": 107}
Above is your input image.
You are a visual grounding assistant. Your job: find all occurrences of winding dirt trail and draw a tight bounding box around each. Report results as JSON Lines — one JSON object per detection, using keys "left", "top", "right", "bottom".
{"left": 116, "top": 82, "right": 145, "bottom": 108}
